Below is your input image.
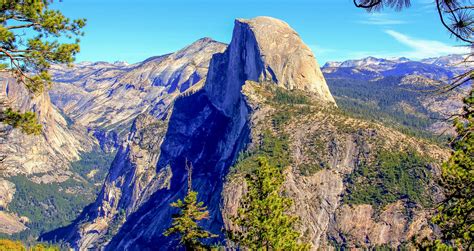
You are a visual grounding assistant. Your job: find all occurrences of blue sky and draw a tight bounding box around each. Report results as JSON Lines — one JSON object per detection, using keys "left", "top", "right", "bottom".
{"left": 52, "top": 0, "right": 470, "bottom": 64}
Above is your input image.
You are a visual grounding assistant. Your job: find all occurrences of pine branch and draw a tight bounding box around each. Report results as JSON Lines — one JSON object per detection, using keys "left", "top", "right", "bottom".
{"left": 353, "top": 0, "right": 382, "bottom": 9}
{"left": 5, "top": 23, "right": 39, "bottom": 30}
{"left": 435, "top": 0, "right": 473, "bottom": 43}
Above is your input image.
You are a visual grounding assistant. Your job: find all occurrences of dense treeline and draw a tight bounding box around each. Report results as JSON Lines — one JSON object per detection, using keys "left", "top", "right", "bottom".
{"left": 345, "top": 149, "right": 433, "bottom": 208}
{"left": 3, "top": 150, "right": 115, "bottom": 242}
{"left": 0, "top": 239, "right": 59, "bottom": 251}
{"left": 327, "top": 76, "right": 450, "bottom": 143}
{"left": 4, "top": 176, "right": 93, "bottom": 240}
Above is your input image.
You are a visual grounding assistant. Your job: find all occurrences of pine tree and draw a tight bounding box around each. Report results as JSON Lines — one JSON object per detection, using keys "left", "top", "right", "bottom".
{"left": 2, "top": 107, "right": 41, "bottom": 135}
{"left": 432, "top": 88, "right": 473, "bottom": 249}
{"left": 1, "top": 0, "right": 86, "bottom": 135}
{"left": 229, "top": 156, "right": 310, "bottom": 250}
{"left": 352, "top": 1, "right": 472, "bottom": 248}
{"left": 164, "top": 160, "right": 217, "bottom": 250}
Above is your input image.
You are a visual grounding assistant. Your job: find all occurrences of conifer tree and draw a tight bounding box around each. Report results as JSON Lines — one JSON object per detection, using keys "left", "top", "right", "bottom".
{"left": 229, "top": 156, "right": 310, "bottom": 250}
{"left": 2, "top": 107, "right": 41, "bottom": 135}
{"left": 164, "top": 160, "right": 217, "bottom": 250}
{"left": 353, "top": 2, "right": 472, "bottom": 248}
{"left": 0, "top": 0, "right": 86, "bottom": 135}
{"left": 432, "top": 89, "right": 473, "bottom": 249}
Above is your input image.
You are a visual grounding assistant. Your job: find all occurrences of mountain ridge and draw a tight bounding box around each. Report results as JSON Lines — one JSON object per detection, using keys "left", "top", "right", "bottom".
{"left": 49, "top": 37, "right": 227, "bottom": 151}
{"left": 38, "top": 16, "right": 452, "bottom": 250}
{"left": 46, "top": 16, "right": 336, "bottom": 249}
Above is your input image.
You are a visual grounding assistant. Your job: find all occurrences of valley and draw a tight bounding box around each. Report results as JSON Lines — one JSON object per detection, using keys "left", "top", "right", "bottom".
{"left": 0, "top": 15, "right": 470, "bottom": 250}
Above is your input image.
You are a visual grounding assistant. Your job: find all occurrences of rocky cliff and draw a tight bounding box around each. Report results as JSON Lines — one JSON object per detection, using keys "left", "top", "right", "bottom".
{"left": 0, "top": 73, "right": 97, "bottom": 236}
{"left": 223, "top": 82, "right": 447, "bottom": 248}
{"left": 49, "top": 38, "right": 227, "bottom": 150}
{"left": 56, "top": 16, "right": 336, "bottom": 249}
{"left": 205, "top": 17, "right": 334, "bottom": 115}
{"left": 46, "top": 16, "right": 450, "bottom": 250}
{"left": 0, "top": 74, "right": 95, "bottom": 182}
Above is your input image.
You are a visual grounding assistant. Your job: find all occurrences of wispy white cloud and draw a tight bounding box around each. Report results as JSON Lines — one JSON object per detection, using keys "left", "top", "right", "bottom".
{"left": 358, "top": 13, "right": 407, "bottom": 25}
{"left": 385, "top": 30, "right": 470, "bottom": 58}
{"left": 311, "top": 30, "right": 470, "bottom": 64}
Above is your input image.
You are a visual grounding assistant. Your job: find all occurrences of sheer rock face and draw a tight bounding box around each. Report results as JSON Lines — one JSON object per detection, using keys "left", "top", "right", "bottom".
{"left": 0, "top": 178, "right": 15, "bottom": 210}
{"left": 0, "top": 74, "right": 95, "bottom": 235}
{"left": 205, "top": 17, "right": 335, "bottom": 115}
{"left": 103, "top": 17, "right": 334, "bottom": 249}
{"left": 51, "top": 17, "right": 407, "bottom": 250}
{"left": 0, "top": 74, "right": 95, "bottom": 182}
{"left": 60, "top": 16, "right": 337, "bottom": 249}
{"left": 221, "top": 81, "right": 446, "bottom": 249}
{"left": 42, "top": 16, "right": 447, "bottom": 250}
{"left": 49, "top": 38, "right": 227, "bottom": 148}
{"left": 71, "top": 114, "right": 172, "bottom": 249}
{"left": 239, "top": 17, "right": 333, "bottom": 98}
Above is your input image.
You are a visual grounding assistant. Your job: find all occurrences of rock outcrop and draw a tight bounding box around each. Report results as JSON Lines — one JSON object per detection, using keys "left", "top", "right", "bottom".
{"left": 56, "top": 16, "right": 336, "bottom": 249}
{"left": 222, "top": 81, "right": 447, "bottom": 249}
{"left": 49, "top": 38, "right": 227, "bottom": 149}
{"left": 206, "top": 16, "right": 335, "bottom": 115}
{"left": 0, "top": 178, "right": 27, "bottom": 235}
{"left": 0, "top": 74, "right": 95, "bottom": 182}
{"left": 0, "top": 178, "right": 15, "bottom": 210}
{"left": 0, "top": 74, "right": 97, "bottom": 236}
{"left": 47, "top": 16, "right": 448, "bottom": 250}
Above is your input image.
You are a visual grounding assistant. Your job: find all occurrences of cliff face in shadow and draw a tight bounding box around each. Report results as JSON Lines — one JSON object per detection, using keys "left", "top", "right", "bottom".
{"left": 59, "top": 16, "right": 335, "bottom": 249}
{"left": 50, "top": 16, "right": 447, "bottom": 250}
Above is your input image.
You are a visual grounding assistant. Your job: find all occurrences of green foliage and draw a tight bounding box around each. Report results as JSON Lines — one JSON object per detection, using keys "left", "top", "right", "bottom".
{"left": 432, "top": 89, "right": 473, "bottom": 249}
{"left": 0, "top": 0, "right": 86, "bottom": 94}
{"left": 327, "top": 77, "right": 449, "bottom": 144}
{"left": 298, "top": 163, "right": 325, "bottom": 176}
{"left": 2, "top": 150, "right": 114, "bottom": 242}
{"left": 228, "top": 157, "right": 310, "bottom": 250}
{"left": 345, "top": 149, "right": 432, "bottom": 208}
{"left": 0, "top": 0, "right": 85, "bottom": 133}
{"left": 233, "top": 130, "right": 290, "bottom": 175}
{"left": 0, "top": 239, "right": 60, "bottom": 251}
{"left": 0, "top": 239, "right": 25, "bottom": 251}
{"left": 416, "top": 238, "right": 456, "bottom": 250}
{"left": 298, "top": 133, "right": 330, "bottom": 176}
{"left": 29, "top": 243, "right": 59, "bottom": 251}
{"left": 2, "top": 108, "right": 41, "bottom": 135}
{"left": 272, "top": 87, "right": 310, "bottom": 105}
{"left": 164, "top": 190, "right": 216, "bottom": 250}
{"left": 270, "top": 106, "right": 313, "bottom": 131}
{"left": 4, "top": 176, "right": 94, "bottom": 240}
{"left": 271, "top": 111, "right": 291, "bottom": 130}
{"left": 70, "top": 149, "right": 116, "bottom": 184}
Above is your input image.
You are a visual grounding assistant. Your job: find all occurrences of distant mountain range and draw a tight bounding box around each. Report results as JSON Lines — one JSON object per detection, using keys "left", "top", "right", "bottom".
{"left": 322, "top": 54, "right": 469, "bottom": 137}
{"left": 41, "top": 17, "right": 457, "bottom": 249}
{"left": 322, "top": 54, "right": 469, "bottom": 81}
{"left": 0, "top": 16, "right": 469, "bottom": 250}
{"left": 324, "top": 54, "right": 468, "bottom": 68}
